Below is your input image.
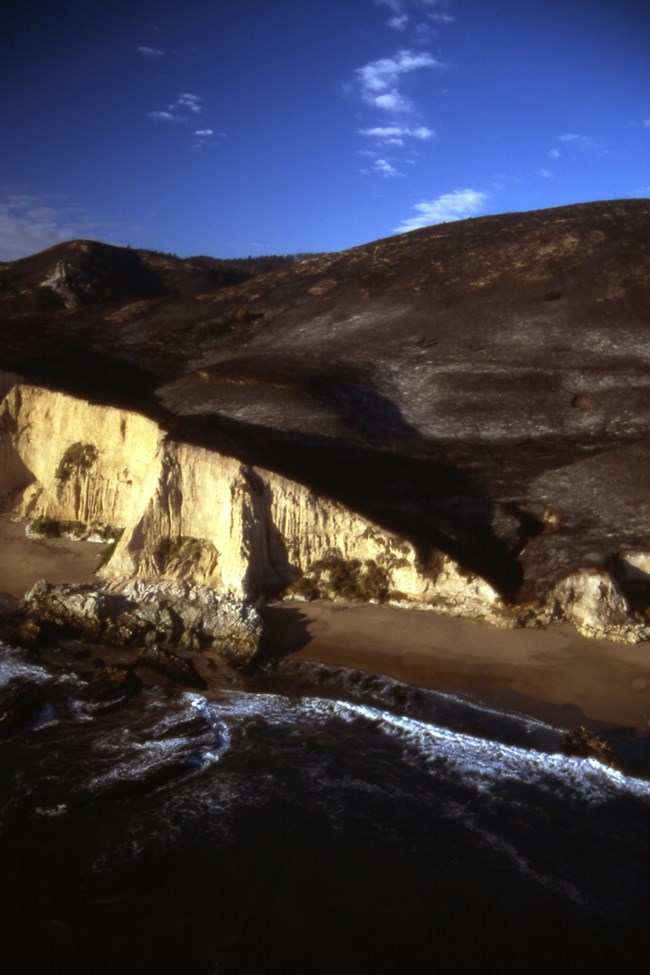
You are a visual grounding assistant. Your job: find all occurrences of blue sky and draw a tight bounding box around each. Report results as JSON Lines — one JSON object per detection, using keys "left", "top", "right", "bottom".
{"left": 1, "top": 0, "right": 648, "bottom": 260}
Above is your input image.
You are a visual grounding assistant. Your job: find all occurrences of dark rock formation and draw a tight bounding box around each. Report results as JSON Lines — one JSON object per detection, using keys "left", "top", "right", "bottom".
{"left": 138, "top": 645, "right": 206, "bottom": 689}
{"left": 560, "top": 726, "right": 623, "bottom": 771}
{"left": 82, "top": 665, "right": 142, "bottom": 705}
{"left": 19, "top": 579, "right": 264, "bottom": 668}
{"left": 0, "top": 681, "right": 46, "bottom": 735}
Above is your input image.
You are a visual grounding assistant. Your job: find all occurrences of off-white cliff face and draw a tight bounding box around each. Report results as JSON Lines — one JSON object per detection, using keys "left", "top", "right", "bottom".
{"left": 4, "top": 380, "right": 650, "bottom": 642}
{"left": 0, "top": 382, "right": 503, "bottom": 620}
{"left": 0, "top": 384, "right": 163, "bottom": 529}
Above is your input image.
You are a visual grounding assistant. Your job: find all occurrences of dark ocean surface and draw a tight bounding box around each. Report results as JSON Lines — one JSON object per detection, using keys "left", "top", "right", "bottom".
{"left": 1, "top": 639, "right": 650, "bottom": 974}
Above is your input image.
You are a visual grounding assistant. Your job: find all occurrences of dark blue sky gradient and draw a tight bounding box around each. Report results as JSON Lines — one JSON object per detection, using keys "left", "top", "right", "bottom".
{"left": 1, "top": 0, "right": 648, "bottom": 259}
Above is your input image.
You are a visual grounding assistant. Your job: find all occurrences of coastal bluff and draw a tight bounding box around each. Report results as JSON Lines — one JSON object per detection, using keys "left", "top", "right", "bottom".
{"left": 0, "top": 382, "right": 500, "bottom": 657}
{"left": 2, "top": 380, "right": 650, "bottom": 656}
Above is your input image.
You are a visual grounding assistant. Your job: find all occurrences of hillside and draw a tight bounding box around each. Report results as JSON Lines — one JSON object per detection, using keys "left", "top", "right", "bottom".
{"left": 0, "top": 239, "right": 268, "bottom": 317}
{"left": 2, "top": 199, "right": 650, "bottom": 633}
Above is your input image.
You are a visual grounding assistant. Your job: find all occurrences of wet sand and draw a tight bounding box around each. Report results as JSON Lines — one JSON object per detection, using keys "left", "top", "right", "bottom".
{"left": 0, "top": 515, "right": 101, "bottom": 605}
{"left": 2, "top": 512, "right": 650, "bottom": 731}
{"left": 263, "top": 600, "right": 650, "bottom": 731}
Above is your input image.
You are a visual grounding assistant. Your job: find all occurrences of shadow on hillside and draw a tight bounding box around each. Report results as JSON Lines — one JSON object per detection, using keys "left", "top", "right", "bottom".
{"left": 9, "top": 350, "right": 160, "bottom": 412}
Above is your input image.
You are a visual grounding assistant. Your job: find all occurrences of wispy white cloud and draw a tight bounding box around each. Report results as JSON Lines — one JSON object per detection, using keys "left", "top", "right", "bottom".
{"left": 193, "top": 127, "right": 218, "bottom": 149}
{"left": 413, "top": 21, "right": 435, "bottom": 42}
{"left": 357, "top": 49, "right": 439, "bottom": 95}
{"left": 642, "top": 119, "right": 650, "bottom": 128}
{"left": 351, "top": 4, "right": 452, "bottom": 173}
{"left": 375, "top": 0, "right": 456, "bottom": 31}
{"left": 354, "top": 49, "right": 441, "bottom": 115}
{"left": 375, "top": 0, "right": 403, "bottom": 12}
{"left": 178, "top": 93, "right": 203, "bottom": 113}
{"left": 557, "top": 132, "right": 597, "bottom": 148}
{"left": 137, "top": 45, "right": 165, "bottom": 58}
{"left": 0, "top": 194, "right": 123, "bottom": 261}
{"left": 359, "top": 124, "right": 434, "bottom": 143}
{"left": 419, "top": 0, "right": 456, "bottom": 23}
{"left": 425, "top": 12, "right": 455, "bottom": 23}
{"left": 366, "top": 158, "right": 403, "bottom": 178}
{"left": 373, "top": 89, "right": 415, "bottom": 113}
{"left": 148, "top": 92, "right": 204, "bottom": 124}
{"left": 394, "top": 188, "right": 488, "bottom": 232}
{"left": 535, "top": 168, "right": 553, "bottom": 179}
{"left": 547, "top": 133, "right": 598, "bottom": 159}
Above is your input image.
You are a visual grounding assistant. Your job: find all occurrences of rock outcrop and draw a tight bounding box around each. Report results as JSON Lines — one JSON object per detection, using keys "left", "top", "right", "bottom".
{"left": 20, "top": 578, "right": 262, "bottom": 668}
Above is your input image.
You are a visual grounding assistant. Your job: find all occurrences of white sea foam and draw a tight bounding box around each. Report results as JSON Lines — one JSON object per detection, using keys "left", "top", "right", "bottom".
{"left": 168, "top": 689, "right": 646, "bottom": 909}
{"left": 327, "top": 697, "right": 650, "bottom": 799}
{"left": 5, "top": 646, "right": 646, "bottom": 913}
{"left": 56, "top": 682, "right": 648, "bottom": 926}
{"left": 0, "top": 642, "right": 51, "bottom": 688}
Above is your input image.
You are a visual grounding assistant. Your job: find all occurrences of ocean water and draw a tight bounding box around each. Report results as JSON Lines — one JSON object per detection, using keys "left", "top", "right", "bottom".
{"left": 1, "top": 640, "right": 650, "bottom": 974}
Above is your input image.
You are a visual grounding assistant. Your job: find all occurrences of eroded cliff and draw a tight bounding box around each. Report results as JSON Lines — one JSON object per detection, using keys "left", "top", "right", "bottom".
{"left": 2, "top": 380, "right": 650, "bottom": 648}
{"left": 0, "top": 383, "right": 504, "bottom": 629}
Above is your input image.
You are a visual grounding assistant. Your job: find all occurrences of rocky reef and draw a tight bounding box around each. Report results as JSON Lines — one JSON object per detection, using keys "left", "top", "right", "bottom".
{"left": 18, "top": 577, "right": 263, "bottom": 669}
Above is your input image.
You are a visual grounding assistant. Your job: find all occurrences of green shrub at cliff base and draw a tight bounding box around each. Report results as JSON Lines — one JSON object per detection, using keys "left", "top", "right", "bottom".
{"left": 288, "top": 556, "right": 391, "bottom": 603}
{"left": 287, "top": 574, "right": 320, "bottom": 601}
{"left": 96, "top": 525, "right": 124, "bottom": 543}
{"left": 97, "top": 528, "right": 125, "bottom": 566}
{"left": 154, "top": 535, "right": 211, "bottom": 572}
{"left": 55, "top": 442, "right": 98, "bottom": 483}
{"left": 30, "top": 516, "right": 86, "bottom": 539}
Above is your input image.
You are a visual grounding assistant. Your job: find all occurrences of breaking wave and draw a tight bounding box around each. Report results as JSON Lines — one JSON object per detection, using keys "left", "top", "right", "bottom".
{"left": 1, "top": 643, "right": 649, "bottom": 973}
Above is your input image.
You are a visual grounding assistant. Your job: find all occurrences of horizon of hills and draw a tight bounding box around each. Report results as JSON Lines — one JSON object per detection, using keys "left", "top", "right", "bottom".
{"left": 2, "top": 197, "right": 650, "bottom": 605}
{"left": 0, "top": 237, "right": 324, "bottom": 316}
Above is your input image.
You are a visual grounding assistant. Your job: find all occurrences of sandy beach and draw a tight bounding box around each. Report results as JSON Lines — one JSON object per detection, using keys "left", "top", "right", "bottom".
{"left": 0, "top": 515, "right": 101, "bottom": 604}
{"left": 2, "top": 512, "right": 650, "bottom": 731}
{"left": 262, "top": 600, "right": 650, "bottom": 731}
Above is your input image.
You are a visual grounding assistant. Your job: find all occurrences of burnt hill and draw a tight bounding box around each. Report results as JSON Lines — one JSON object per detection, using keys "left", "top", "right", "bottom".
{"left": 0, "top": 239, "right": 256, "bottom": 316}
{"left": 2, "top": 199, "right": 650, "bottom": 602}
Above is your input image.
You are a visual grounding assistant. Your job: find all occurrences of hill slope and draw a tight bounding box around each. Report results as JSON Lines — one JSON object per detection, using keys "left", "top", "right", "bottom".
{"left": 2, "top": 199, "right": 650, "bottom": 606}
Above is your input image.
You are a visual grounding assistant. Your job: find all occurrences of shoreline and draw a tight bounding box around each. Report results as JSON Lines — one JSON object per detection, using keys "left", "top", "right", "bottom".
{"left": 2, "top": 512, "right": 650, "bottom": 732}
{"left": 262, "top": 599, "right": 650, "bottom": 732}
{"left": 0, "top": 514, "right": 102, "bottom": 606}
